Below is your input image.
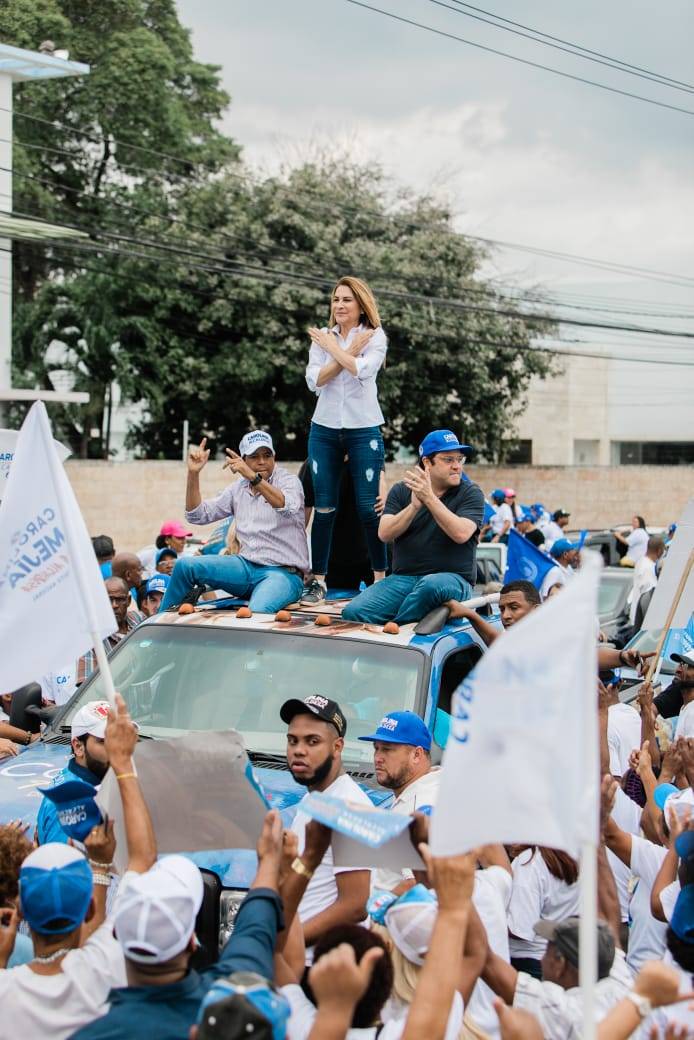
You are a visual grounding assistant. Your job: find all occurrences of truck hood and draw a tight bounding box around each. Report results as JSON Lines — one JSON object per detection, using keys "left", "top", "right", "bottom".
{"left": 0, "top": 741, "right": 390, "bottom": 888}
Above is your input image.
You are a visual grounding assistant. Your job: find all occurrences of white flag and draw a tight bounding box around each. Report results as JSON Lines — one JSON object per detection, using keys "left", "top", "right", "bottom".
{"left": 0, "top": 427, "right": 71, "bottom": 501}
{"left": 0, "top": 403, "right": 116, "bottom": 691}
{"left": 431, "top": 552, "right": 601, "bottom": 859}
{"left": 643, "top": 497, "right": 693, "bottom": 631}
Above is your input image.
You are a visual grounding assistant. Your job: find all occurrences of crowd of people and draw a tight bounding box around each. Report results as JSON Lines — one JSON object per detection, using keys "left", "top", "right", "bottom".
{"left": 0, "top": 275, "right": 692, "bottom": 1038}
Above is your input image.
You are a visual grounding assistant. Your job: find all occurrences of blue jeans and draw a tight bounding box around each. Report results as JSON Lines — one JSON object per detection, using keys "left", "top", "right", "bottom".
{"left": 308, "top": 422, "right": 387, "bottom": 575}
{"left": 342, "top": 572, "right": 473, "bottom": 625}
{"left": 159, "top": 555, "right": 304, "bottom": 613}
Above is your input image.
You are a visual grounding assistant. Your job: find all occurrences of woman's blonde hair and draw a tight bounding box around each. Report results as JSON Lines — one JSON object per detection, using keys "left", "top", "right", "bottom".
{"left": 370, "top": 922, "right": 421, "bottom": 1005}
{"left": 329, "top": 276, "right": 381, "bottom": 329}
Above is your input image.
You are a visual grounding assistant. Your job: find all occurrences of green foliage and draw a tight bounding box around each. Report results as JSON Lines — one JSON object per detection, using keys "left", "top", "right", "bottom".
{"left": 2, "top": 3, "right": 554, "bottom": 461}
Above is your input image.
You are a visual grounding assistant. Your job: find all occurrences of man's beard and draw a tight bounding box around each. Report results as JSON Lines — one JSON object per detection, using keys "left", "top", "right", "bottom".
{"left": 85, "top": 749, "right": 109, "bottom": 780}
{"left": 377, "top": 764, "right": 411, "bottom": 791}
{"left": 290, "top": 751, "right": 334, "bottom": 788}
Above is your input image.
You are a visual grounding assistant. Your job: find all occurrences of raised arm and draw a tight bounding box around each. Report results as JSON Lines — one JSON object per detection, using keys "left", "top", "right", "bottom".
{"left": 446, "top": 602, "right": 500, "bottom": 647}
{"left": 185, "top": 437, "right": 210, "bottom": 512}
{"left": 104, "top": 693, "right": 157, "bottom": 874}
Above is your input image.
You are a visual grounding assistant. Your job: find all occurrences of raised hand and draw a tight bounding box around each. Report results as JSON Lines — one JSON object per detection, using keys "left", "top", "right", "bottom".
{"left": 85, "top": 817, "right": 116, "bottom": 867}
{"left": 600, "top": 773, "right": 618, "bottom": 835}
{"left": 104, "top": 692, "right": 138, "bottom": 772}
{"left": 309, "top": 942, "right": 384, "bottom": 1012}
{"left": 188, "top": 437, "right": 210, "bottom": 473}
{"left": 223, "top": 448, "right": 256, "bottom": 482}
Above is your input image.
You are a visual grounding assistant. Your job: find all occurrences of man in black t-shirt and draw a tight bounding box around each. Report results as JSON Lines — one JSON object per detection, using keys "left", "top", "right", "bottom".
{"left": 342, "top": 430, "right": 484, "bottom": 625}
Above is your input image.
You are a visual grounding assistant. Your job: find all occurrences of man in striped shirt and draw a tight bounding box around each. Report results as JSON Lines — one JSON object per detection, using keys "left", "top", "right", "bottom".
{"left": 160, "top": 430, "right": 309, "bottom": 614}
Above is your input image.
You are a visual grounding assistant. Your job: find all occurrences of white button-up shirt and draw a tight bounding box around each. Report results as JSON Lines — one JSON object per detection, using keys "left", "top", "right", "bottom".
{"left": 305, "top": 324, "right": 387, "bottom": 429}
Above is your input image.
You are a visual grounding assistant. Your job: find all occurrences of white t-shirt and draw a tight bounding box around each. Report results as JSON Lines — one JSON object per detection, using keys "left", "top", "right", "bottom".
{"left": 626, "top": 834, "right": 668, "bottom": 974}
{"left": 490, "top": 503, "right": 513, "bottom": 536}
{"left": 282, "top": 983, "right": 463, "bottom": 1040}
{"left": 0, "top": 919, "right": 126, "bottom": 1040}
{"left": 608, "top": 786, "right": 643, "bottom": 923}
{"left": 629, "top": 556, "right": 657, "bottom": 625}
{"left": 507, "top": 848, "right": 580, "bottom": 961}
{"left": 41, "top": 666, "right": 77, "bottom": 706}
{"left": 372, "top": 769, "right": 440, "bottom": 893}
{"left": 292, "top": 773, "right": 372, "bottom": 959}
{"left": 607, "top": 702, "right": 642, "bottom": 777}
{"left": 625, "top": 527, "right": 649, "bottom": 562}
{"left": 539, "top": 562, "right": 573, "bottom": 600}
{"left": 674, "top": 699, "right": 694, "bottom": 739}
{"left": 542, "top": 520, "right": 565, "bottom": 550}
{"left": 467, "top": 866, "right": 512, "bottom": 1039}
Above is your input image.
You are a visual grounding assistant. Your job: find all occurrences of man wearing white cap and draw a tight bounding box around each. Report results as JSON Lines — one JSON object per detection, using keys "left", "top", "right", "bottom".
{"left": 36, "top": 701, "right": 112, "bottom": 845}
{"left": 71, "top": 810, "right": 286, "bottom": 1040}
{"left": 160, "top": 429, "right": 309, "bottom": 613}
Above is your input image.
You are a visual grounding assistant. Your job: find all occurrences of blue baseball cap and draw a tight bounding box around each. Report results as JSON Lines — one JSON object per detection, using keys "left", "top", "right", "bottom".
{"left": 670, "top": 884, "right": 694, "bottom": 943}
{"left": 197, "top": 973, "right": 290, "bottom": 1040}
{"left": 654, "top": 782, "right": 680, "bottom": 811}
{"left": 418, "top": 430, "right": 471, "bottom": 458}
{"left": 144, "top": 574, "right": 170, "bottom": 596}
{"left": 491, "top": 489, "right": 506, "bottom": 503}
{"left": 37, "top": 777, "right": 102, "bottom": 843}
{"left": 550, "top": 538, "right": 580, "bottom": 558}
{"left": 19, "top": 844, "right": 93, "bottom": 935}
{"left": 156, "top": 547, "right": 177, "bottom": 564}
{"left": 358, "top": 710, "right": 432, "bottom": 751}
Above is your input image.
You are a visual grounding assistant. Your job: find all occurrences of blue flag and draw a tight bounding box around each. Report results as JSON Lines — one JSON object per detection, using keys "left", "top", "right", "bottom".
{"left": 662, "top": 613, "right": 694, "bottom": 660}
{"left": 504, "top": 528, "right": 556, "bottom": 589}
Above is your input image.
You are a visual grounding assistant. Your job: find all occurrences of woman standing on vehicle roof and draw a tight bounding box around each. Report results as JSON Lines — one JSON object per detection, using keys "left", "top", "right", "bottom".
{"left": 303, "top": 276, "right": 389, "bottom": 605}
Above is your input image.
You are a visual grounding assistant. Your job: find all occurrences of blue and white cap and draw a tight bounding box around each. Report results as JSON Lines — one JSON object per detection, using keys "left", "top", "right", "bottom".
{"left": 239, "top": 430, "right": 274, "bottom": 457}
{"left": 144, "top": 574, "right": 170, "bottom": 596}
{"left": 358, "top": 710, "right": 432, "bottom": 751}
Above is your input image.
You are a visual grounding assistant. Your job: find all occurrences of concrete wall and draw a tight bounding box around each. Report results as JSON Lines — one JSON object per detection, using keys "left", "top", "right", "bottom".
{"left": 65, "top": 458, "right": 690, "bottom": 553}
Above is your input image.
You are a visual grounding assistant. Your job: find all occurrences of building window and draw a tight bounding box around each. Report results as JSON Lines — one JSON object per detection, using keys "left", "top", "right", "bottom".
{"left": 503, "top": 440, "right": 532, "bottom": 464}
{"left": 615, "top": 442, "right": 694, "bottom": 465}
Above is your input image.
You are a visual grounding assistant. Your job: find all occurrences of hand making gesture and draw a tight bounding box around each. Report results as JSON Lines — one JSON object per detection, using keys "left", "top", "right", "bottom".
{"left": 403, "top": 465, "right": 434, "bottom": 508}
{"left": 223, "top": 449, "right": 257, "bottom": 482}
{"left": 308, "top": 327, "right": 339, "bottom": 351}
{"left": 187, "top": 437, "right": 210, "bottom": 473}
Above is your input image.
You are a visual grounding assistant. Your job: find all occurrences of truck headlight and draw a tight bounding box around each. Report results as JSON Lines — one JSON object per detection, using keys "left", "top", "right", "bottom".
{"left": 219, "top": 889, "right": 247, "bottom": 950}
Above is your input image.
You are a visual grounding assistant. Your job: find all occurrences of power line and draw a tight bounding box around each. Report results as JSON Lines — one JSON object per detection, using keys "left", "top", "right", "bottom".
{"left": 425, "top": 0, "right": 694, "bottom": 94}
{"left": 7, "top": 107, "right": 694, "bottom": 290}
{"left": 341, "top": 0, "right": 694, "bottom": 118}
{"left": 4, "top": 237, "right": 693, "bottom": 367}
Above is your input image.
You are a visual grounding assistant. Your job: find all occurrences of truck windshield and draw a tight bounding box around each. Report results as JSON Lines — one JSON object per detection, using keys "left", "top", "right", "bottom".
{"left": 60, "top": 625, "right": 424, "bottom": 764}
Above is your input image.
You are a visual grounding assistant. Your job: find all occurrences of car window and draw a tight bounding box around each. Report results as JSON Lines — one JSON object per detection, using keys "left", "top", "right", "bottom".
{"left": 598, "top": 575, "right": 629, "bottom": 616}
{"left": 61, "top": 626, "right": 424, "bottom": 764}
{"left": 437, "top": 645, "right": 484, "bottom": 715}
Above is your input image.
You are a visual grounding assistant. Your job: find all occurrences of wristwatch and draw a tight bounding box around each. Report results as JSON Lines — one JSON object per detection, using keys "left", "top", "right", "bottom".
{"left": 250, "top": 473, "right": 263, "bottom": 487}
{"left": 291, "top": 856, "right": 314, "bottom": 880}
{"left": 625, "top": 991, "right": 652, "bottom": 1019}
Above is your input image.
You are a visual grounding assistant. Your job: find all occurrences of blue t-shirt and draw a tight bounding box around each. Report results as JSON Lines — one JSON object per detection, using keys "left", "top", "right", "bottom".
{"left": 36, "top": 759, "right": 102, "bottom": 845}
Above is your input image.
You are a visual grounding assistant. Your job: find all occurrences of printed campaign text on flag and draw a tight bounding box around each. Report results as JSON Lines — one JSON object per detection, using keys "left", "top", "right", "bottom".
{"left": 504, "top": 527, "right": 556, "bottom": 589}
{"left": 431, "top": 552, "right": 601, "bottom": 858}
{"left": 0, "top": 403, "right": 116, "bottom": 691}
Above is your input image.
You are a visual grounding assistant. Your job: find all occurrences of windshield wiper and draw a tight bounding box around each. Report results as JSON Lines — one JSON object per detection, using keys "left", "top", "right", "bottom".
{"left": 247, "top": 751, "right": 287, "bottom": 764}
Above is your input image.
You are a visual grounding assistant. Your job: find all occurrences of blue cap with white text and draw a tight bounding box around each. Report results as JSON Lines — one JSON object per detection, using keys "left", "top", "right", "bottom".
{"left": 418, "top": 429, "right": 471, "bottom": 458}
{"left": 358, "top": 710, "right": 432, "bottom": 750}
{"left": 37, "top": 777, "right": 102, "bottom": 842}
{"left": 144, "top": 574, "right": 170, "bottom": 596}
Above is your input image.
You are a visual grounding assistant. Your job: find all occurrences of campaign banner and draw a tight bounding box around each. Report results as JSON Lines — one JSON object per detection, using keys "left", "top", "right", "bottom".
{"left": 431, "top": 552, "right": 601, "bottom": 858}
{"left": 96, "top": 729, "right": 270, "bottom": 873}
{"left": 0, "top": 427, "right": 70, "bottom": 501}
{"left": 0, "top": 404, "right": 115, "bottom": 692}
{"left": 300, "top": 792, "right": 413, "bottom": 848}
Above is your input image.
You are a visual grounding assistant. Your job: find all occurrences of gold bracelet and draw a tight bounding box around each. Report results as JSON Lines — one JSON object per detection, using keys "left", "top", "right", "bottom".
{"left": 115, "top": 772, "right": 137, "bottom": 781}
{"left": 291, "top": 856, "right": 314, "bottom": 880}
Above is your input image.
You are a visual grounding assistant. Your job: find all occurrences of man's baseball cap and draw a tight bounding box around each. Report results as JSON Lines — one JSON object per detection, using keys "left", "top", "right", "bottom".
{"left": 418, "top": 430, "right": 471, "bottom": 458}
{"left": 156, "top": 547, "right": 178, "bottom": 564}
{"left": 535, "top": 917, "right": 615, "bottom": 979}
{"left": 19, "top": 844, "right": 93, "bottom": 935}
{"left": 369, "top": 884, "right": 437, "bottom": 965}
{"left": 550, "top": 538, "right": 579, "bottom": 558}
{"left": 491, "top": 489, "right": 506, "bottom": 502}
{"left": 113, "top": 854, "right": 204, "bottom": 964}
{"left": 71, "top": 700, "right": 111, "bottom": 741}
{"left": 197, "top": 975, "right": 291, "bottom": 1040}
{"left": 280, "top": 695, "right": 347, "bottom": 738}
{"left": 144, "top": 574, "right": 170, "bottom": 597}
{"left": 671, "top": 884, "right": 694, "bottom": 944}
{"left": 552, "top": 508, "right": 571, "bottom": 520}
{"left": 239, "top": 431, "right": 274, "bottom": 458}
{"left": 159, "top": 520, "right": 191, "bottom": 538}
{"left": 671, "top": 650, "right": 694, "bottom": 667}
{"left": 358, "top": 711, "right": 432, "bottom": 751}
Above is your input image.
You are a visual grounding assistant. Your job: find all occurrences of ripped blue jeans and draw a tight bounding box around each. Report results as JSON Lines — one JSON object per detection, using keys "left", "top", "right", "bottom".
{"left": 308, "top": 422, "right": 388, "bottom": 575}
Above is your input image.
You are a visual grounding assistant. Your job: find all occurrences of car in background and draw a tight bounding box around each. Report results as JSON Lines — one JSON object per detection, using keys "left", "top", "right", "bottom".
{"left": 477, "top": 542, "right": 507, "bottom": 580}
{"left": 0, "top": 594, "right": 501, "bottom": 961}
{"left": 597, "top": 567, "right": 634, "bottom": 647}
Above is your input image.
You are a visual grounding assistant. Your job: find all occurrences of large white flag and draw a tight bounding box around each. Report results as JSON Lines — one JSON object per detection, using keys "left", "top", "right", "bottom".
{"left": 0, "top": 427, "right": 71, "bottom": 502}
{"left": 643, "top": 497, "right": 693, "bottom": 631}
{"left": 0, "top": 403, "right": 116, "bottom": 691}
{"left": 431, "top": 552, "right": 601, "bottom": 858}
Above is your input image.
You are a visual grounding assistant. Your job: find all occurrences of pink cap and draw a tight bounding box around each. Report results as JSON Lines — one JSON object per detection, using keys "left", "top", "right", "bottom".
{"left": 159, "top": 521, "right": 192, "bottom": 538}
{"left": 503, "top": 488, "right": 516, "bottom": 498}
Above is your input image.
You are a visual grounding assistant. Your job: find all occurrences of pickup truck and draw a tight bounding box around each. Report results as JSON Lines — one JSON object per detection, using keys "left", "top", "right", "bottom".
{"left": 0, "top": 595, "right": 500, "bottom": 962}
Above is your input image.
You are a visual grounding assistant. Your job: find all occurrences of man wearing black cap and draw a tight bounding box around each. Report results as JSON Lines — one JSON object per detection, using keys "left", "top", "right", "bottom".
{"left": 281, "top": 695, "right": 371, "bottom": 960}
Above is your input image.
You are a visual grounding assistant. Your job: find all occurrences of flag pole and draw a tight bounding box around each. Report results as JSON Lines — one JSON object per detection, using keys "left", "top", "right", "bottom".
{"left": 579, "top": 550, "right": 600, "bottom": 1040}
{"left": 41, "top": 410, "right": 118, "bottom": 707}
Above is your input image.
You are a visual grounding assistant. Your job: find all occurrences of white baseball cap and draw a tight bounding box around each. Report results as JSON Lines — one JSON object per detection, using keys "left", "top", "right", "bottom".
{"left": 384, "top": 888, "right": 438, "bottom": 966}
{"left": 239, "top": 430, "right": 274, "bottom": 457}
{"left": 113, "top": 854, "right": 204, "bottom": 964}
{"left": 71, "top": 701, "right": 111, "bottom": 741}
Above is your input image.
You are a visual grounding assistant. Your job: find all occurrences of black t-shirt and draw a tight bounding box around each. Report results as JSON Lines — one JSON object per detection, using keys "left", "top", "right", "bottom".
{"left": 384, "top": 479, "right": 485, "bottom": 579}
